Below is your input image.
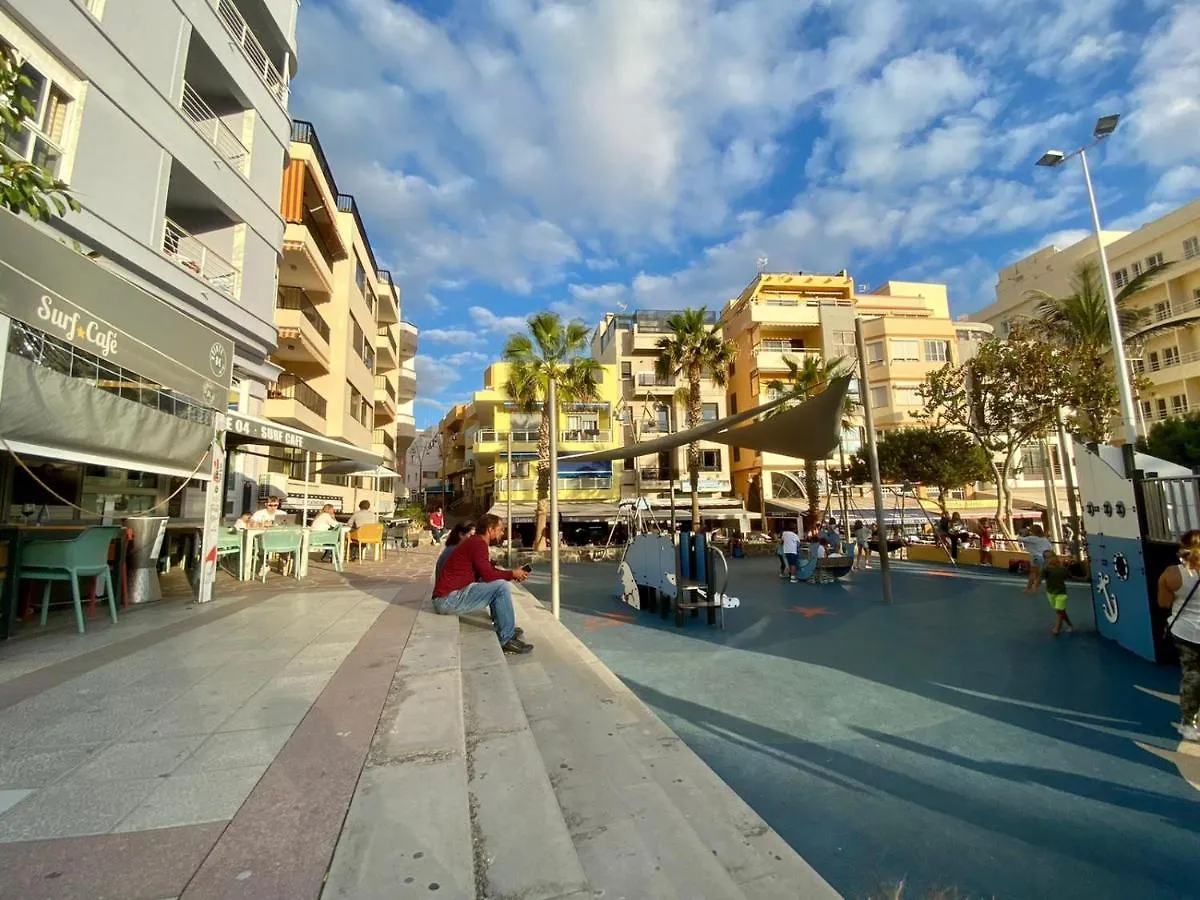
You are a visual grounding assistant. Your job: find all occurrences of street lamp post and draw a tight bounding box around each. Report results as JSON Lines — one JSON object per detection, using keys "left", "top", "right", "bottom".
{"left": 548, "top": 373, "right": 560, "bottom": 620}
{"left": 1037, "top": 113, "right": 1139, "bottom": 448}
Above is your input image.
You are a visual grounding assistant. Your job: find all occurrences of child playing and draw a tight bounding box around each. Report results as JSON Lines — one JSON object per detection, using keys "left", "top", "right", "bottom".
{"left": 1043, "top": 551, "right": 1074, "bottom": 635}
{"left": 1021, "top": 523, "right": 1053, "bottom": 593}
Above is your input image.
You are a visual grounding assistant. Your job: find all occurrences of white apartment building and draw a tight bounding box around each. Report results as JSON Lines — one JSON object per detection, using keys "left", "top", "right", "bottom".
{"left": 403, "top": 427, "right": 444, "bottom": 505}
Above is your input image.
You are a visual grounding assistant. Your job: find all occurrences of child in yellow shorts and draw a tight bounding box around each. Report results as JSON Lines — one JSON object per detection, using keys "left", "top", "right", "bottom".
{"left": 1043, "top": 551, "right": 1074, "bottom": 635}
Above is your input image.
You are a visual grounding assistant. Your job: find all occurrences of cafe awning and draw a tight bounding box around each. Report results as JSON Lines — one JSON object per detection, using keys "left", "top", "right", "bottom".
{"left": 225, "top": 412, "right": 383, "bottom": 468}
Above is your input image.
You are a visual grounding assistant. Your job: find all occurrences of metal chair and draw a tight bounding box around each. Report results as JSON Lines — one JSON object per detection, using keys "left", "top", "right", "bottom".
{"left": 19, "top": 526, "right": 122, "bottom": 634}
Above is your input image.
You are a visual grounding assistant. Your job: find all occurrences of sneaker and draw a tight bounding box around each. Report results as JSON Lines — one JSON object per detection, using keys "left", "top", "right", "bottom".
{"left": 1178, "top": 722, "right": 1200, "bottom": 742}
{"left": 789, "top": 577, "right": 798, "bottom": 583}
{"left": 501, "top": 637, "right": 534, "bottom": 655}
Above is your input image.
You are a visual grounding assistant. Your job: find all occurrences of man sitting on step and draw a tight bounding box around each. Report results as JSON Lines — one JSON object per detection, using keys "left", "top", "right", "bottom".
{"left": 432, "top": 513, "right": 533, "bottom": 655}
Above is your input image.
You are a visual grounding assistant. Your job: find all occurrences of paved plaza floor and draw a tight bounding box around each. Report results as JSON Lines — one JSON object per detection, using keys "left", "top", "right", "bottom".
{"left": 524, "top": 557, "right": 1200, "bottom": 900}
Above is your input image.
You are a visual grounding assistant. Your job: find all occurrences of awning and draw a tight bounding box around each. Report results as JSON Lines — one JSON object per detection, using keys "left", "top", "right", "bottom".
{"left": 225, "top": 412, "right": 383, "bottom": 467}
{"left": 564, "top": 378, "right": 849, "bottom": 463}
{"left": 316, "top": 461, "right": 400, "bottom": 478}
{"left": 487, "top": 498, "right": 758, "bottom": 524}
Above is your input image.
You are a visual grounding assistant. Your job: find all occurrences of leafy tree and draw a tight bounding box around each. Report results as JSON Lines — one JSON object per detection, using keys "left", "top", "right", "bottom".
{"left": 1136, "top": 414, "right": 1200, "bottom": 470}
{"left": 859, "top": 427, "right": 992, "bottom": 515}
{"left": 0, "top": 47, "right": 79, "bottom": 220}
{"left": 766, "top": 354, "right": 857, "bottom": 528}
{"left": 829, "top": 455, "right": 871, "bottom": 488}
{"left": 504, "top": 312, "right": 602, "bottom": 549}
{"left": 918, "top": 336, "right": 1071, "bottom": 536}
{"left": 654, "top": 307, "right": 735, "bottom": 530}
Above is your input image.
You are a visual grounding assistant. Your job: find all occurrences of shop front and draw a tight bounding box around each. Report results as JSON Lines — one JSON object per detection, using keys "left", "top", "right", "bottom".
{"left": 0, "top": 208, "right": 233, "bottom": 639}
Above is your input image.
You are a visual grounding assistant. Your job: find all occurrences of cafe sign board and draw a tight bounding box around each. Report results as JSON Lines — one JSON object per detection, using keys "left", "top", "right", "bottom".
{"left": 0, "top": 209, "right": 234, "bottom": 408}
{"left": 226, "top": 411, "right": 383, "bottom": 468}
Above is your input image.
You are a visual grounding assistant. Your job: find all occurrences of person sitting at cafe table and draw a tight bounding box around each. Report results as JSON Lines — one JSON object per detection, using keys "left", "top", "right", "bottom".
{"left": 249, "top": 497, "right": 282, "bottom": 528}
{"left": 347, "top": 500, "right": 378, "bottom": 560}
{"left": 310, "top": 504, "right": 339, "bottom": 531}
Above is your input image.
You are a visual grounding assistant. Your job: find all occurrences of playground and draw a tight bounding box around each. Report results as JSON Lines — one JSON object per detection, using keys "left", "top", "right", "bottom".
{"left": 523, "top": 557, "right": 1200, "bottom": 900}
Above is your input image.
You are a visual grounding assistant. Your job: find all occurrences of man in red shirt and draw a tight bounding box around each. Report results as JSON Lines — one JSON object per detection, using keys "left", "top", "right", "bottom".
{"left": 429, "top": 507, "right": 445, "bottom": 545}
{"left": 432, "top": 513, "right": 532, "bottom": 654}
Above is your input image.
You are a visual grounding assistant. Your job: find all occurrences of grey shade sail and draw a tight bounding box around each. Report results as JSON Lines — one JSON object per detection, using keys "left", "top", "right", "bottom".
{"left": 563, "top": 377, "right": 851, "bottom": 463}
{"left": 562, "top": 393, "right": 790, "bottom": 464}
{"left": 0, "top": 355, "right": 211, "bottom": 475}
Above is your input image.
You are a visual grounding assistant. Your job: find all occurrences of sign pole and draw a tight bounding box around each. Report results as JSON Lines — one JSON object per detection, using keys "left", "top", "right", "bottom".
{"left": 198, "top": 413, "right": 227, "bottom": 604}
{"left": 549, "top": 374, "right": 560, "bottom": 620}
{"left": 506, "top": 429, "right": 513, "bottom": 568}
{"left": 855, "top": 318, "right": 892, "bottom": 604}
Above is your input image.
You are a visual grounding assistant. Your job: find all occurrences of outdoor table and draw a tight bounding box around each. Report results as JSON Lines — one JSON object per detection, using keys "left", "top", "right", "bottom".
{"left": 238, "top": 527, "right": 310, "bottom": 581}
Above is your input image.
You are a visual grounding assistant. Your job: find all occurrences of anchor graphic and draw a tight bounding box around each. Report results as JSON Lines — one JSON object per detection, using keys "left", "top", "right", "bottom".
{"left": 1097, "top": 573, "right": 1119, "bottom": 624}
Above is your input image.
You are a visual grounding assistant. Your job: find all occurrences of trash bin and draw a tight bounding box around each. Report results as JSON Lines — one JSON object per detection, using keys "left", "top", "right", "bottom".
{"left": 126, "top": 516, "right": 168, "bottom": 604}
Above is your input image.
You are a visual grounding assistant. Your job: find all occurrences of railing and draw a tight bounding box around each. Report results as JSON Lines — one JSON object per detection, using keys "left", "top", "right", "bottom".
{"left": 375, "top": 375, "right": 396, "bottom": 402}
{"left": 297, "top": 208, "right": 338, "bottom": 272}
{"left": 498, "top": 479, "right": 538, "bottom": 493}
{"left": 1150, "top": 298, "right": 1200, "bottom": 323}
{"left": 181, "top": 83, "right": 249, "bottom": 173}
{"left": 290, "top": 120, "right": 338, "bottom": 194}
{"left": 636, "top": 373, "right": 675, "bottom": 387}
{"left": 639, "top": 468, "right": 675, "bottom": 483}
{"left": 1, "top": 119, "right": 65, "bottom": 176}
{"left": 561, "top": 430, "right": 611, "bottom": 444}
{"left": 377, "top": 326, "right": 398, "bottom": 357}
{"left": 161, "top": 218, "right": 240, "bottom": 298}
{"left": 373, "top": 429, "right": 395, "bottom": 453}
{"left": 559, "top": 477, "right": 612, "bottom": 491}
{"left": 276, "top": 287, "right": 329, "bottom": 342}
{"left": 1147, "top": 349, "right": 1200, "bottom": 372}
{"left": 756, "top": 340, "right": 816, "bottom": 353}
{"left": 269, "top": 374, "right": 326, "bottom": 418}
{"left": 1147, "top": 403, "right": 1200, "bottom": 422}
{"left": 475, "top": 429, "right": 540, "bottom": 444}
{"left": 336, "top": 194, "right": 380, "bottom": 273}
{"left": 1142, "top": 477, "right": 1200, "bottom": 542}
{"left": 212, "top": 0, "right": 288, "bottom": 103}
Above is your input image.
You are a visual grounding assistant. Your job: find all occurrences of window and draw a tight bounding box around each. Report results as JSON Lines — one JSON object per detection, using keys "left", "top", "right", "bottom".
{"left": 620, "top": 361, "right": 632, "bottom": 378}
{"left": 702, "top": 402, "right": 719, "bottom": 422}
{"left": 619, "top": 407, "right": 631, "bottom": 423}
{"left": 349, "top": 385, "right": 368, "bottom": 427}
{"left": 892, "top": 382, "right": 923, "bottom": 406}
{"left": 1163, "top": 346, "right": 1180, "bottom": 367}
{"left": 1148, "top": 350, "right": 1160, "bottom": 370}
{"left": 733, "top": 447, "right": 741, "bottom": 463}
{"left": 1141, "top": 400, "right": 1153, "bottom": 420}
{"left": 870, "top": 386, "right": 888, "bottom": 409}
{"left": 1146, "top": 251, "right": 1165, "bottom": 269}
{"left": 1172, "top": 394, "right": 1188, "bottom": 414}
{"left": 0, "top": 39, "right": 75, "bottom": 179}
{"left": 890, "top": 339, "right": 920, "bottom": 362}
{"left": 728, "top": 359, "right": 736, "bottom": 377}
{"left": 729, "top": 393, "right": 738, "bottom": 415}
{"left": 1113, "top": 269, "right": 1129, "bottom": 289}
{"left": 923, "top": 340, "right": 949, "bottom": 362}
{"left": 700, "top": 449, "right": 721, "bottom": 471}
{"left": 1156, "top": 398, "right": 1169, "bottom": 419}
{"left": 352, "top": 321, "right": 364, "bottom": 356}
{"left": 866, "top": 342, "right": 884, "bottom": 366}
{"left": 354, "top": 255, "right": 367, "bottom": 296}
{"left": 1131, "top": 260, "right": 1143, "bottom": 277}
{"left": 655, "top": 405, "right": 670, "bottom": 432}
{"left": 1184, "top": 237, "right": 1199, "bottom": 259}
{"left": 1154, "top": 301, "right": 1170, "bottom": 321}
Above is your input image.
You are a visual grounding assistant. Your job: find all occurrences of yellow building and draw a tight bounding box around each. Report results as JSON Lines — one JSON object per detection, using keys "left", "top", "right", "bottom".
{"left": 590, "top": 310, "right": 733, "bottom": 502}
{"left": 261, "top": 120, "right": 418, "bottom": 516}
{"left": 973, "top": 196, "right": 1200, "bottom": 432}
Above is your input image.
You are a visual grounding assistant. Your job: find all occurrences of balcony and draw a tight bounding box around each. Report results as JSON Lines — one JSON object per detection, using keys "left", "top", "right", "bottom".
{"left": 211, "top": 0, "right": 288, "bottom": 104}
{"left": 396, "top": 413, "right": 417, "bottom": 444}
{"left": 375, "top": 327, "right": 398, "bottom": 372}
{"left": 396, "top": 320, "right": 419, "bottom": 360}
{"left": 180, "top": 83, "right": 249, "bottom": 175}
{"left": 639, "top": 467, "right": 676, "bottom": 485}
{"left": 274, "top": 287, "right": 331, "bottom": 370}
{"left": 161, "top": 218, "right": 241, "bottom": 299}
{"left": 631, "top": 329, "right": 669, "bottom": 352}
{"left": 374, "top": 375, "right": 397, "bottom": 422}
{"left": 398, "top": 361, "right": 417, "bottom": 401}
{"left": 265, "top": 374, "right": 326, "bottom": 432}
{"left": 752, "top": 344, "right": 821, "bottom": 373}
{"left": 376, "top": 269, "right": 400, "bottom": 325}
{"left": 475, "top": 430, "right": 540, "bottom": 451}
{"left": 373, "top": 428, "right": 395, "bottom": 460}
{"left": 560, "top": 430, "right": 612, "bottom": 447}
{"left": 635, "top": 373, "right": 676, "bottom": 392}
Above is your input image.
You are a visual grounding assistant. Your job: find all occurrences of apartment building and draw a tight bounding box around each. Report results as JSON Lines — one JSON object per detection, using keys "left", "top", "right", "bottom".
{"left": 259, "top": 120, "right": 419, "bottom": 516}
{"left": 0, "top": 0, "right": 301, "bottom": 522}
{"left": 590, "top": 310, "right": 734, "bottom": 503}
{"left": 403, "top": 426, "right": 443, "bottom": 504}
{"left": 974, "top": 197, "right": 1200, "bottom": 433}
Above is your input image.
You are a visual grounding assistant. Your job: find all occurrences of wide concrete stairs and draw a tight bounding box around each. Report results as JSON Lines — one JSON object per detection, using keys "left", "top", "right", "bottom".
{"left": 323, "top": 587, "right": 838, "bottom": 900}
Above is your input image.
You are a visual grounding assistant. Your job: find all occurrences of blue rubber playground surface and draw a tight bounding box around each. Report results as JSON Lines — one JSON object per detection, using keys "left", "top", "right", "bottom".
{"left": 524, "top": 557, "right": 1200, "bottom": 900}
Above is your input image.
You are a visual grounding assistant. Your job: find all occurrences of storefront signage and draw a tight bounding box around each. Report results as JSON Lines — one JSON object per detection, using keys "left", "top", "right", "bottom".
{"left": 229, "top": 415, "right": 306, "bottom": 449}
{"left": 226, "top": 411, "right": 382, "bottom": 469}
{"left": 0, "top": 209, "right": 234, "bottom": 408}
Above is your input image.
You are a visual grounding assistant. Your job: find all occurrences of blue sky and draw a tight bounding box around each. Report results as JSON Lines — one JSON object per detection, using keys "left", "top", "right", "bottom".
{"left": 291, "top": 0, "right": 1200, "bottom": 429}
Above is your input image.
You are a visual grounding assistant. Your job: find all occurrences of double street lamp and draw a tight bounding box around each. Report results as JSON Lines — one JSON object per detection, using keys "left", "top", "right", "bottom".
{"left": 1036, "top": 113, "right": 1139, "bottom": 447}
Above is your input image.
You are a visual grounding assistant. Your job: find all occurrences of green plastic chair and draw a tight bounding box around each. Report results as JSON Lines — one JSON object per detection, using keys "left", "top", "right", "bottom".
{"left": 306, "top": 528, "right": 344, "bottom": 572}
{"left": 216, "top": 530, "right": 242, "bottom": 575}
{"left": 20, "top": 526, "right": 122, "bottom": 634}
{"left": 255, "top": 529, "right": 303, "bottom": 581}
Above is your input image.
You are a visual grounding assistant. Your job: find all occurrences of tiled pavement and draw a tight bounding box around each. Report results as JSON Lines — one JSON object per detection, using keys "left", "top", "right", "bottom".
{"left": 0, "top": 549, "right": 436, "bottom": 900}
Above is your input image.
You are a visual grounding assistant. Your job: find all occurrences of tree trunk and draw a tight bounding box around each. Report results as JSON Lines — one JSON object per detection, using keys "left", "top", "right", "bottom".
{"left": 804, "top": 460, "right": 821, "bottom": 531}
{"left": 687, "top": 368, "right": 702, "bottom": 531}
{"left": 937, "top": 487, "right": 949, "bottom": 517}
{"left": 533, "top": 403, "right": 552, "bottom": 550}
{"left": 991, "top": 456, "right": 1016, "bottom": 539}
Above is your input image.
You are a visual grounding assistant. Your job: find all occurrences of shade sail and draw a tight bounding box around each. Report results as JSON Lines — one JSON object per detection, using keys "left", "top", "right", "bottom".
{"left": 563, "top": 377, "right": 851, "bottom": 463}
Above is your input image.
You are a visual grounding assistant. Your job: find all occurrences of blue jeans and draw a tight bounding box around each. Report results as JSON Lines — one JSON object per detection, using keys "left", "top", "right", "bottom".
{"left": 432, "top": 581, "right": 517, "bottom": 643}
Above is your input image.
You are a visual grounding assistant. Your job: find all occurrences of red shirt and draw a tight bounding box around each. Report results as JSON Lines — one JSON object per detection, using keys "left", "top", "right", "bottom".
{"left": 980, "top": 526, "right": 993, "bottom": 549}
{"left": 430, "top": 511, "right": 444, "bottom": 529}
{"left": 432, "top": 535, "right": 513, "bottom": 597}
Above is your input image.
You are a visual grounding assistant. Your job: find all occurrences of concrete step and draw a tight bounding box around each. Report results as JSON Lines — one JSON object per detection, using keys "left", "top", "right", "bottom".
{"left": 459, "top": 617, "right": 591, "bottom": 900}
{"left": 321, "top": 610, "right": 476, "bottom": 899}
{"left": 509, "top": 586, "right": 840, "bottom": 900}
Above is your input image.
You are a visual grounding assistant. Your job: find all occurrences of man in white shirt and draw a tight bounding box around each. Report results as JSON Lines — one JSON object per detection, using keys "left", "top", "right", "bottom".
{"left": 249, "top": 498, "right": 282, "bottom": 528}
{"left": 781, "top": 528, "right": 801, "bottom": 583}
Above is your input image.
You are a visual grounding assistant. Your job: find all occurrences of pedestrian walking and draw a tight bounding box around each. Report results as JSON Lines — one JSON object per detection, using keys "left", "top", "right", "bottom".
{"left": 780, "top": 528, "right": 801, "bottom": 583}
{"left": 1042, "top": 550, "right": 1074, "bottom": 636}
{"left": 1156, "top": 530, "right": 1200, "bottom": 742}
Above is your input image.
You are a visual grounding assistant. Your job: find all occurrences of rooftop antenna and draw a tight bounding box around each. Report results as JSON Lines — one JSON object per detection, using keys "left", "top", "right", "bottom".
{"left": 756, "top": 256, "right": 768, "bottom": 274}
{"left": 617, "top": 300, "right": 629, "bottom": 312}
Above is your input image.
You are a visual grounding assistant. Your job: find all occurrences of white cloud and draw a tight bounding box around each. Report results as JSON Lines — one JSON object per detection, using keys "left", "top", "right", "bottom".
{"left": 1152, "top": 166, "right": 1200, "bottom": 201}
{"left": 468, "top": 306, "right": 531, "bottom": 336}
{"left": 1126, "top": 4, "right": 1200, "bottom": 169}
{"left": 421, "top": 328, "right": 485, "bottom": 346}
{"left": 413, "top": 354, "right": 464, "bottom": 399}
{"left": 443, "top": 350, "right": 491, "bottom": 367}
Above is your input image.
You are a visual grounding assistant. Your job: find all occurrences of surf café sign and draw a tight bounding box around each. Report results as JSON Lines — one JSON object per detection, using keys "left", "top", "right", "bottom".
{"left": 0, "top": 209, "right": 234, "bottom": 407}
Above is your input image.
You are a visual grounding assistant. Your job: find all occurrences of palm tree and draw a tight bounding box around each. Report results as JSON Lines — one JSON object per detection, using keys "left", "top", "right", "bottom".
{"left": 503, "top": 312, "right": 602, "bottom": 549}
{"left": 654, "top": 308, "right": 736, "bottom": 531}
{"left": 765, "top": 354, "right": 857, "bottom": 529}
{"left": 1026, "top": 258, "right": 1173, "bottom": 441}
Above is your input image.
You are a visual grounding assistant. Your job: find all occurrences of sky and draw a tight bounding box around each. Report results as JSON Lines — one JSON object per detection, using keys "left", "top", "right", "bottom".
{"left": 290, "top": 0, "right": 1200, "bottom": 428}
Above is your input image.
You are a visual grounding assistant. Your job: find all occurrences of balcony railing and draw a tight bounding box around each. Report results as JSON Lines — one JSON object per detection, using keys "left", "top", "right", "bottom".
{"left": 373, "top": 429, "right": 395, "bottom": 453}
{"left": 476, "top": 429, "right": 540, "bottom": 444}
{"left": 180, "top": 83, "right": 249, "bottom": 173}
{"left": 375, "top": 375, "right": 396, "bottom": 402}
{"left": 161, "top": 218, "right": 240, "bottom": 298}
{"left": 1147, "top": 349, "right": 1200, "bottom": 372}
{"left": 290, "top": 120, "right": 338, "bottom": 195}
{"left": 276, "top": 287, "right": 329, "bottom": 342}
{"left": 298, "top": 208, "right": 338, "bottom": 272}
{"left": 559, "top": 477, "right": 612, "bottom": 491}
{"left": 212, "top": 0, "right": 288, "bottom": 103}
{"left": 560, "top": 430, "right": 611, "bottom": 443}
{"left": 269, "top": 374, "right": 326, "bottom": 418}
{"left": 639, "top": 467, "right": 675, "bottom": 483}
{"left": 636, "top": 373, "right": 675, "bottom": 387}
{"left": 377, "top": 326, "right": 398, "bottom": 356}
{"left": 1149, "top": 298, "right": 1200, "bottom": 323}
